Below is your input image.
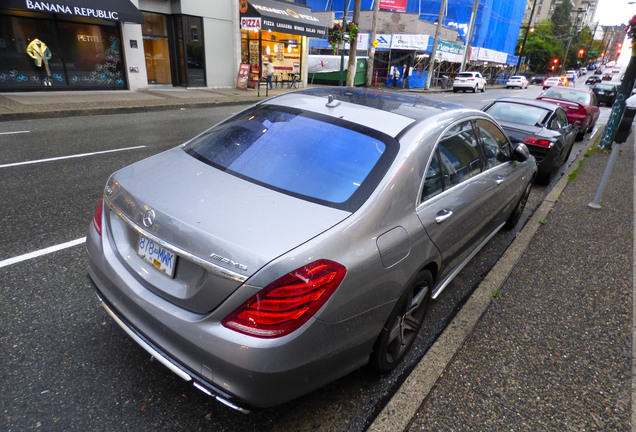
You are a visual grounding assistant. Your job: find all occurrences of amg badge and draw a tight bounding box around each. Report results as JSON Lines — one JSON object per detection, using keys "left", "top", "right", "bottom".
{"left": 209, "top": 253, "right": 248, "bottom": 271}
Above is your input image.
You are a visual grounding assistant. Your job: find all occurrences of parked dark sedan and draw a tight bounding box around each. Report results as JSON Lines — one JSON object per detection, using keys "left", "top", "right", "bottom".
{"left": 591, "top": 82, "right": 619, "bottom": 106}
{"left": 585, "top": 75, "right": 602, "bottom": 85}
{"left": 602, "top": 72, "right": 613, "bottom": 81}
{"left": 483, "top": 97, "right": 577, "bottom": 183}
{"left": 530, "top": 73, "right": 547, "bottom": 84}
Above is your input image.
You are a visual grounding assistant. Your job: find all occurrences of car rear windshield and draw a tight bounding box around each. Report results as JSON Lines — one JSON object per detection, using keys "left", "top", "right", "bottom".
{"left": 595, "top": 84, "right": 614, "bottom": 91}
{"left": 184, "top": 105, "right": 397, "bottom": 211}
{"left": 457, "top": 73, "right": 476, "bottom": 78}
{"left": 485, "top": 102, "right": 551, "bottom": 126}
{"left": 542, "top": 87, "right": 591, "bottom": 105}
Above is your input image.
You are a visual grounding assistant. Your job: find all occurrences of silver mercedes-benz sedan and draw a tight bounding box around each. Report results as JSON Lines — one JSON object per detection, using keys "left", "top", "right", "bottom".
{"left": 86, "top": 88, "right": 536, "bottom": 412}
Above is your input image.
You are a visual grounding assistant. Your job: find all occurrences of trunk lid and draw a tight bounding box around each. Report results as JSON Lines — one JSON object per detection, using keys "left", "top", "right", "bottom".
{"left": 104, "top": 147, "right": 351, "bottom": 314}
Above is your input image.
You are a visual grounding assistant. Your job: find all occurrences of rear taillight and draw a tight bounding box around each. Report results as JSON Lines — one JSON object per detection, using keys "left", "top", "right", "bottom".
{"left": 222, "top": 260, "right": 347, "bottom": 338}
{"left": 522, "top": 137, "right": 554, "bottom": 148}
{"left": 92, "top": 195, "right": 103, "bottom": 236}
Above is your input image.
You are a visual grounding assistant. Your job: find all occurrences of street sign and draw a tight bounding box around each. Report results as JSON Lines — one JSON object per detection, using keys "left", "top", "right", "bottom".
{"left": 588, "top": 50, "right": 600, "bottom": 54}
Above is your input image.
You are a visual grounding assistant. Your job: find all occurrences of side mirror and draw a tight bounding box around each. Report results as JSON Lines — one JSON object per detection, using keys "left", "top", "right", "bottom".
{"left": 512, "top": 143, "right": 530, "bottom": 162}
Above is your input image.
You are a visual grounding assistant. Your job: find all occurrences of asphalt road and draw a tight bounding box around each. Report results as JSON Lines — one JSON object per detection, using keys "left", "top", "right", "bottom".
{"left": 0, "top": 85, "right": 607, "bottom": 431}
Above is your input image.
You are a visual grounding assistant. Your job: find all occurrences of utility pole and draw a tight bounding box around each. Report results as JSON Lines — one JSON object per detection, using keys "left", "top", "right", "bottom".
{"left": 515, "top": 0, "right": 538, "bottom": 74}
{"left": 561, "top": 8, "right": 585, "bottom": 73}
{"left": 339, "top": 0, "right": 350, "bottom": 86}
{"left": 425, "top": 0, "right": 447, "bottom": 90}
{"left": 346, "top": 0, "right": 362, "bottom": 86}
{"left": 365, "top": 0, "right": 381, "bottom": 87}
{"left": 460, "top": 0, "right": 479, "bottom": 72}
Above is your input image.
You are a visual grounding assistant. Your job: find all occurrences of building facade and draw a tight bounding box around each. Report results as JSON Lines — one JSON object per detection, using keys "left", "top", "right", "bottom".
{"left": 0, "top": 0, "right": 326, "bottom": 92}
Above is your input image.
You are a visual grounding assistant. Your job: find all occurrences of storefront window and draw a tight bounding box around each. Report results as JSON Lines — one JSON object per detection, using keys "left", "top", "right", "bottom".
{"left": 172, "top": 15, "right": 205, "bottom": 87}
{"left": 57, "top": 21, "right": 124, "bottom": 88}
{"left": 240, "top": 29, "right": 302, "bottom": 89}
{"left": 142, "top": 12, "right": 172, "bottom": 85}
{"left": 0, "top": 13, "right": 125, "bottom": 90}
{"left": 262, "top": 31, "right": 301, "bottom": 84}
{"left": 183, "top": 15, "right": 204, "bottom": 87}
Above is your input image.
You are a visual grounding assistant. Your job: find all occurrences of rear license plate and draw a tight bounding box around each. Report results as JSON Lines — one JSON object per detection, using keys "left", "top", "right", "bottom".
{"left": 137, "top": 234, "right": 177, "bottom": 277}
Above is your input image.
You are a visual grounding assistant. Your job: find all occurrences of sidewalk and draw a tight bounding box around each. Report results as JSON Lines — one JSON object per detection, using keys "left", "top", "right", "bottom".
{"left": 371, "top": 128, "right": 634, "bottom": 431}
{"left": 0, "top": 83, "right": 465, "bottom": 122}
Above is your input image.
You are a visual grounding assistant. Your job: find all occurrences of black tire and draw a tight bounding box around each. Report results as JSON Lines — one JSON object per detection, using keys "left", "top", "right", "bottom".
{"left": 370, "top": 270, "right": 433, "bottom": 374}
{"left": 576, "top": 130, "right": 585, "bottom": 141}
{"left": 481, "top": 84, "right": 486, "bottom": 92}
{"left": 453, "top": 88, "right": 458, "bottom": 93}
{"left": 473, "top": 85, "right": 477, "bottom": 93}
{"left": 504, "top": 181, "right": 533, "bottom": 229}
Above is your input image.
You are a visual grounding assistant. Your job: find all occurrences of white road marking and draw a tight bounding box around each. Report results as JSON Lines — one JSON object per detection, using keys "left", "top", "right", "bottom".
{"left": 0, "top": 145, "right": 146, "bottom": 168}
{"left": 0, "top": 130, "right": 30, "bottom": 136}
{"left": 0, "top": 237, "right": 86, "bottom": 269}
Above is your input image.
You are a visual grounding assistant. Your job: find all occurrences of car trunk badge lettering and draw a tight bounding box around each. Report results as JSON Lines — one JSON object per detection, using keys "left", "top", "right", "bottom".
{"left": 210, "top": 253, "right": 248, "bottom": 271}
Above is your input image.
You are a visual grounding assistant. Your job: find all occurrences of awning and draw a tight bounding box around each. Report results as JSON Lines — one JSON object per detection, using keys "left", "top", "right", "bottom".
{"left": 3, "top": 0, "right": 145, "bottom": 24}
{"left": 240, "top": 0, "right": 326, "bottom": 38}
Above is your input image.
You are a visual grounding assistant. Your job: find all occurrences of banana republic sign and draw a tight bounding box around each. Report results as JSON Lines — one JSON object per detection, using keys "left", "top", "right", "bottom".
{"left": 6, "top": 0, "right": 145, "bottom": 24}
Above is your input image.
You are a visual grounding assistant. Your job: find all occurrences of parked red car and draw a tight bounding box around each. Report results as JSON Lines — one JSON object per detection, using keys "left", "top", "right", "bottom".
{"left": 536, "top": 86, "right": 600, "bottom": 140}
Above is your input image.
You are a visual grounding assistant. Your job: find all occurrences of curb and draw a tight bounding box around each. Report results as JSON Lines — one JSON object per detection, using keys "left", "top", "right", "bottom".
{"left": 0, "top": 99, "right": 261, "bottom": 122}
{"left": 0, "top": 85, "right": 507, "bottom": 122}
{"left": 367, "top": 127, "right": 604, "bottom": 432}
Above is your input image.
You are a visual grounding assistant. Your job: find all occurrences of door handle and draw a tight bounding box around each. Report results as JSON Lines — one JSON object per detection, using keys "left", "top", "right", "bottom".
{"left": 435, "top": 209, "right": 453, "bottom": 223}
{"left": 495, "top": 176, "right": 505, "bottom": 185}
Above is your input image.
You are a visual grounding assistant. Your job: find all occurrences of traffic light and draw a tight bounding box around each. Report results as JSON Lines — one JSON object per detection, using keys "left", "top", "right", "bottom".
{"left": 551, "top": 58, "right": 558, "bottom": 70}
{"left": 578, "top": 49, "right": 584, "bottom": 57}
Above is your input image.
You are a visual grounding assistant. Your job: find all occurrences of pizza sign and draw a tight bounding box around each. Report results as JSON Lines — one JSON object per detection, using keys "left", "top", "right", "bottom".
{"left": 241, "top": 17, "right": 261, "bottom": 31}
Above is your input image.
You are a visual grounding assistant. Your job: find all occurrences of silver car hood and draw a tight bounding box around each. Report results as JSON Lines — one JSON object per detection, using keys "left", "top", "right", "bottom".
{"left": 105, "top": 147, "right": 350, "bottom": 312}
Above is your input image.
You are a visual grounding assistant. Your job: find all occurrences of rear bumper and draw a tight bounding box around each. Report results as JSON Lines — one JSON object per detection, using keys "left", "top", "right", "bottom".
{"left": 526, "top": 144, "right": 558, "bottom": 174}
{"left": 90, "top": 280, "right": 251, "bottom": 413}
{"left": 453, "top": 82, "right": 478, "bottom": 89}
{"left": 85, "top": 226, "right": 375, "bottom": 409}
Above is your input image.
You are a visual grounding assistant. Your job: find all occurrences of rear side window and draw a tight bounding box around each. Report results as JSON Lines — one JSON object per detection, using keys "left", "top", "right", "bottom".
{"left": 421, "top": 121, "right": 480, "bottom": 201}
{"left": 476, "top": 119, "right": 511, "bottom": 169}
{"left": 184, "top": 105, "right": 397, "bottom": 211}
{"left": 439, "top": 122, "right": 481, "bottom": 186}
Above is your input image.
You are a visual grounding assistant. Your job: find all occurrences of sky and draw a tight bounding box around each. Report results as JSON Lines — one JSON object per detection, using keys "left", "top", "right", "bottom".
{"left": 593, "top": 0, "right": 635, "bottom": 25}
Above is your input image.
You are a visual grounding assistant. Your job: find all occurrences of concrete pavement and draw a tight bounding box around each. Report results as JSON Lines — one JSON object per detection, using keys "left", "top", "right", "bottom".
{"left": 371, "top": 127, "right": 634, "bottom": 431}
{"left": 0, "top": 83, "right": 460, "bottom": 121}
{"left": 1, "top": 85, "right": 633, "bottom": 431}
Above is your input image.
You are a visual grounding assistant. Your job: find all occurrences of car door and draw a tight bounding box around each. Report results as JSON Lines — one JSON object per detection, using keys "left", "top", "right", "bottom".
{"left": 417, "top": 120, "right": 492, "bottom": 279}
{"left": 474, "top": 118, "right": 526, "bottom": 228}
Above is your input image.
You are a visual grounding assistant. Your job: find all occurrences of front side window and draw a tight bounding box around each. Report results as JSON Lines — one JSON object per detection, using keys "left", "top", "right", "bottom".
{"left": 184, "top": 105, "right": 396, "bottom": 211}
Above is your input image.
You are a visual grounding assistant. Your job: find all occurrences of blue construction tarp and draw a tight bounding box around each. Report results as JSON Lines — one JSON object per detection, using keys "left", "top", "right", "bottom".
{"left": 305, "top": 0, "right": 525, "bottom": 57}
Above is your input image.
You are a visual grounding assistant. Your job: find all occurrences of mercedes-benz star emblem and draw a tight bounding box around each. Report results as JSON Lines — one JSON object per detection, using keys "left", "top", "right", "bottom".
{"left": 142, "top": 209, "right": 155, "bottom": 227}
